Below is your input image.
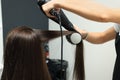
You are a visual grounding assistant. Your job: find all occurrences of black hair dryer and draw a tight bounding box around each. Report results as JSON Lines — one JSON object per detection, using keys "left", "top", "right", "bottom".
{"left": 37, "top": 0, "right": 76, "bottom": 31}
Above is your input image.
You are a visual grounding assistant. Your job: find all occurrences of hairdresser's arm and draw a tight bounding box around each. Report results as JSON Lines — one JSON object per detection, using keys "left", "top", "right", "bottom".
{"left": 74, "top": 26, "right": 116, "bottom": 44}
{"left": 42, "top": 0, "right": 120, "bottom": 23}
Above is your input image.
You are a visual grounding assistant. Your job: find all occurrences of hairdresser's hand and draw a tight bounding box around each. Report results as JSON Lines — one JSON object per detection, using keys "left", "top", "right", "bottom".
{"left": 74, "top": 25, "right": 88, "bottom": 39}
{"left": 42, "top": 0, "right": 60, "bottom": 18}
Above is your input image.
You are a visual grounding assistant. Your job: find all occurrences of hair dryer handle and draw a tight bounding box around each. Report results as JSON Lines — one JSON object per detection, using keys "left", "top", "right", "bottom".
{"left": 37, "top": 0, "right": 76, "bottom": 31}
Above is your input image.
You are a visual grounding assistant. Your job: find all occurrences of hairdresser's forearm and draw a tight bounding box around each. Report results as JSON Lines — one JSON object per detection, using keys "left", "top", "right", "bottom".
{"left": 55, "top": 0, "right": 120, "bottom": 23}
{"left": 85, "top": 32, "right": 107, "bottom": 44}
{"left": 80, "top": 31, "right": 114, "bottom": 44}
{"left": 74, "top": 26, "right": 116, "bottom": 44}
{"left": 86, "top": 27, "right": 116, "bottom": 44}
{"left": 74, "top": 25, "right": 107, "bottom": 44}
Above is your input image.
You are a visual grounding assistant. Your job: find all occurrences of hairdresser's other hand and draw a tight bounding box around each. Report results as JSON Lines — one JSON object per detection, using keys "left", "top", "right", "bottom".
{"left": 42, "top": 0, "right": 60, "bottom": 18}
{"left": 74, "top": 25, "right": 88, "bottom": 39}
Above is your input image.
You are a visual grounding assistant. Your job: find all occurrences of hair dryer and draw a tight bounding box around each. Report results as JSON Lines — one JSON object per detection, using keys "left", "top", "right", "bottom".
{"left": 37, "top": 0, "right": 75, "bottom": 31}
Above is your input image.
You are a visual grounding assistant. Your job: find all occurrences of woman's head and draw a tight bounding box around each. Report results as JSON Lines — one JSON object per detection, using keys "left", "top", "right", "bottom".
{"left": 1, "top": 26, "right": 76, "bottom": 80}
{"left": 1, "top": 25, "right": 84, "bottom": 80}
{"left": 1, "top": 26, "right": 51, "bottom": 80}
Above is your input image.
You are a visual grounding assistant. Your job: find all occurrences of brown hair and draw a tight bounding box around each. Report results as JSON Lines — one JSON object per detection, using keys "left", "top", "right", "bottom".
{"left": 1, "top": 26, "right": 75, "bottom": 80}
{"left": 73, "top": 41, "right": 85, "bottom": 80}
{"left": 66, "top": 33, "right": 85, "bottom": 80}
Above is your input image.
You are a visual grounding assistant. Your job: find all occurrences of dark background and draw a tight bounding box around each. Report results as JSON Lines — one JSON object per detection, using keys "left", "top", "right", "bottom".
{"left": 1, "top": 0, "right": 48, "bottom": 43}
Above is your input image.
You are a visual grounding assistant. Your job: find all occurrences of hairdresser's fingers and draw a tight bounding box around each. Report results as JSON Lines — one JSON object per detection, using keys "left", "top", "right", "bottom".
{"left": 73, "top": 25, "right": 88, "bottom": 38}
{"left": 73, "top": 25, "right": 84, "bottom": 33}
{"left": 42, "top": 1, "right": 57, "bottom": 18}
{"left": 42, "top": 5, "right": 55, "bottom": 18}
{"left": 73, "top": 24, "right": 80, "bottom": 32}
{"left": 55, "top": 8, "right": 61, "bottom": 13}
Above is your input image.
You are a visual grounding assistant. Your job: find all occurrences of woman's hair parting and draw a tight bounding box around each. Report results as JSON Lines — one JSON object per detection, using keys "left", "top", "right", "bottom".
{"left": 1, "top": 26, "right": 75, "bottom": 80}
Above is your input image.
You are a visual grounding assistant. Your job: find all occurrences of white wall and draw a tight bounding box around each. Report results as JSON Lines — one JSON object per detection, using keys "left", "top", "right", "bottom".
{"left": 0, "top": 0, "right": 3, "bottom": 65}
{"left": 0, "top": 0, "right": 4, "bottom": 77}
{"left": 49, "top": 0, "right": 120, "bottom": 80}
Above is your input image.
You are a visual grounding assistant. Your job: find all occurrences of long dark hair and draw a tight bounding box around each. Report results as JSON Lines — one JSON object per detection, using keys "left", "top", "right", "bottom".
{"left": 73, "top": 41, "right": 85, "bottom": 80}
{"left": 66, "top": 33, "right": 85, "bottom": 80}
{"left": 40, "top": 30, "right": 85, "bottom": 80}
{"left": 1, "top": 26, "right": 75, "bottom": 80}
